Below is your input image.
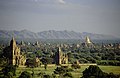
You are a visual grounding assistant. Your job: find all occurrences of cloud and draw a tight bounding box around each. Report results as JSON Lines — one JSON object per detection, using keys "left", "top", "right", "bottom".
{"left": 58, "top": 0, "right": 66, "bottom": 4}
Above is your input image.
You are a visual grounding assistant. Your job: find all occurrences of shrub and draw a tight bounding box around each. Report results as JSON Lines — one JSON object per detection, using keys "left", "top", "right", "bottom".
{"left": 81, "top": 65, "right": 107, "bottom": 78}
{"left": 43, "top": 74, "right": 51, "bottom": 78}
{"left": 81, "top": 65, "right": 120, "bottom": 78}
{"left": 19, "top": 71, "right": 32, "bottom": 78}
{"left": 37, "top": 72, "right": 45, "bottom": 76}
{"left": 54, "top": 67, "right": 66, "bottom": 75}
{"left": 71, "top": 64, "right": 81, "bottom": 69}
{"left": 63, "top": 72, "right": 73, "bottom": 78}
{"left": 2, "top": 65, "right": 16, "bottom": 76}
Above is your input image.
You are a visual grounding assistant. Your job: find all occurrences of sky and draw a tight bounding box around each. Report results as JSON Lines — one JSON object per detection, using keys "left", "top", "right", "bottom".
{"left": 0, "top": 0, "right": 120, "bottom": 37}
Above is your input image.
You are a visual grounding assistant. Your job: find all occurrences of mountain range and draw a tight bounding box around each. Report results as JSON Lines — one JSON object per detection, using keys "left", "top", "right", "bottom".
{"left": 0, "top": 29, "right": 118, "bottom": 40}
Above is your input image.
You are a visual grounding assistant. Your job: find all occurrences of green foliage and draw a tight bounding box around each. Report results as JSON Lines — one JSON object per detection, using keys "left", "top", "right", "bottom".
{"left": 37, "top": 72, "right": 53, "bottom": 78}
{"left": 116, "top": 57, "right": 120, "bottom": 61}
{"left": 19, "top": 71, "right": 32, "bottom": 78}
{"left": 71, "top": 64, "right": 81, "bottom": 69}
{"left": 54, "top": 66, "right": 73, "bottom": 78}
{"left": 2, "top": 46, "right": 11, "bottom": 60}
{"left": 37, "top": 72, "right": 45, "bottom": 77}
{"left": 108, "top": 72, "right": 120, "bottom": 78}
{"left": 0, "top": 58, "right": 7, "bottom": 67}
{"left": 1, "top": 72, "right": 14, "bottom": 78}
{"left": 81, "top": 65, "right": 120, "bottom": 78}
{"left": 82, "top": 65, "right": 107, "bottom": 78}
{"left": 54, "top": 67, "right": 66, "bottom": 75}
{"left": 2, "top": 65, "right": 16, "bottom": 76}
{"left": 63, "top": 72, "right": 73, "bottom": 78}
{"left": 51, "top": 73, "right": 57, "bottom": 78}
{"left": 41, "top": 57, "right": 53, "bottom": 64}
{"left": 86, "top": 57, "right": 96, "bottom": 63}
{"left": 97, "top": 60, "right": 120, "bottom": 66}
{"left": 25, "top": 58, "right": 40, "bottom": 68}
{"left": 43, "top": 74, "right": 51, "bottom": 78}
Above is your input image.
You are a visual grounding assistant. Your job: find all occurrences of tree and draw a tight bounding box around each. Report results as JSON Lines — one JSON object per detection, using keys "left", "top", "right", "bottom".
{"left": 19, "top": 71, "right": 32, "bottom": 78}
{"left": 54, "top": 66, "right": 73, "bottom": 78}
{"left": 41, "top": 57, "right": 53, "bottom": 64}
{"left": 71, "top": 64, "right": 81, "bottom": 70}
{"left": 37, "top": 72, "right": 45, "bottom": 78}
{"left": 25, "top": 58, "right": 39, "bottom": 67}
{"left": 2, "top": 46, "right": 11, "bottom": 63}
{"left": 3, "top": 72, "right": 14, "bottom": 78}
{"left": 54, "top": 67, "right": 66, "bottom": 77}
{"left": 25, "top": 59, "right": 34, "bottom": 67}
{"left": 43, "top": 74, "right": 51, "bottom": 78}
{"left": 81, "top": 65, "right": 108, "bottom": 78}
{"left": 0, "top": 57, "right": 7, "bottom": 67}
{"left": 2, "top": 65, "right": 16, "bottom": 76}
{"left": 63, "top": 72, "right": 73, "bottom": 78}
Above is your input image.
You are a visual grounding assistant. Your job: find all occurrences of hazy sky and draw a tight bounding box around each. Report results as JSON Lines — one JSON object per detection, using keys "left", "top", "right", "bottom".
{"left": 0, "top": 0, "right": 120, "bottom": 37}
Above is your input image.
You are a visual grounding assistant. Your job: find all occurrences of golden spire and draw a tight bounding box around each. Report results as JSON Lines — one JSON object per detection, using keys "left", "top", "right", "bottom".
{"left": 85, "top": 36, "right": 92, "bottom": 44}
{"left": 58, "top": 47, "right": 62, "bottom": 52}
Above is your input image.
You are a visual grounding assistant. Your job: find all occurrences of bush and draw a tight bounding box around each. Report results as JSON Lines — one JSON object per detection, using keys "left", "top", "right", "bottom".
{"left": 19, "top": 71, "right": 32, "bottom": 78}
{"left": 54, "top": 67, "right": 66, "bottom": 75}
{"left": 63, "top": 72, "right": 73, "bottom": 78}
{"left": 71, "top": 64, "right": 81, "bottom": 69}
{"left": 43, "top": 74, "right": 51, "bottom": 78}
{"left": 108, "top": 72, "right": 120, "bottom": 78}
{"left": 79, "top": 58, "right": 88, "bottom": 63}
{"left": 86, "top": 57, "right": 96, "bottom": 63}
{"left": 66, "top": 68, "right": 73, "bottom": 72}
{"left": 97, "top": 61, "right": 108, "bottom": 65}
{"left": 38, "top": 72, "right": 45, "bottom": 76}
{"left": 116, "top": 57, "right": 120, "bottom": 61}
{"left": 97, "top": 61, "right": 120, "bottom": 66}
{"left": 2, "top": 65, "right": 16, "bottom": 76}
{"left": 81, "top": 65, "right": 120, "bottom": 78}
{"left": 81, "top": 65, "right": 107, "bottom": 78}
{"left": 4, "top": 72, "right": 14, "bottom": 78}
{"left": 54, "top": 66, "right": 73, "bottom": 77}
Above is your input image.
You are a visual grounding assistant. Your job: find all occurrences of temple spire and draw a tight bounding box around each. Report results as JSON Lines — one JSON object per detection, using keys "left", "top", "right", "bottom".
{"left": 10, "top": 36, "right": 16, "bottom": 48}
{"left": 58, "top": 47, "right": 62, "bottom": 52}
{"left": 85, "top": 36, "right": 92, "bottom": 44}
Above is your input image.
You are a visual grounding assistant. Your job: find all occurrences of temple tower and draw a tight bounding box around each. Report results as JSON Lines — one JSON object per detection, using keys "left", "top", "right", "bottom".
{"left": 9, "top": 37, "right": 26, "bottom": 66}
{"left": 55, "top": 47, "right": 68, "bottom": 65}
{"left": 85, "top": 36, "right": 94, "bottom": 48}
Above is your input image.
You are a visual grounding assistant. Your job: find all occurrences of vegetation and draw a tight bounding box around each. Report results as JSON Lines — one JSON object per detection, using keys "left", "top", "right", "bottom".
{"left": 81, "top": 65, "right": 120, "bottom": 78}
{"left": 71, "top": 64, "right": 81, "bottom": 69}
{"left": 0, "top": 39, "right": 120, "bottom": 78}
{"left": 0, "top": 65, "right": 120, "bottom": 78}
{"left": 0, "top": 41, "right": 120, "bottom": 66}
{"left": 54, "top": 65, "right": 73, "bottom": 78}
{"left": 19, "top": 71, "right": 32, "bottom": 78}
{"left": 0, "top": 65, "right": 16, "bottom": 78}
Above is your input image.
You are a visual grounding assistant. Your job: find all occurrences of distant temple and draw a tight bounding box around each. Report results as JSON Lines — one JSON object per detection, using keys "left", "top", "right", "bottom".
{"left": 54, "top": 47, "right": 68, "bottom": 65}
{"left": 85, "top": 36, "right": 94, "bottom": 48}
{"left": 20, "top": 40, "right": 25, "bottom": 46}
{"left": 34, "top": 41, "right": 40, "bottom": 47}
{"left": 9, "top": 37, "right": 26, "bottom": 66}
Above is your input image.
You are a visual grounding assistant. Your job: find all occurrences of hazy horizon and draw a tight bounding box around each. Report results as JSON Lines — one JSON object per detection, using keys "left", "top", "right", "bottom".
{"left": 0, "top": 0, "right": 120, "bottom": 37}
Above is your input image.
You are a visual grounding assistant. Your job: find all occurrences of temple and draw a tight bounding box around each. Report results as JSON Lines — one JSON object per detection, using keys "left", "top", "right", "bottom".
{"left": 54, "top": 47, "right": 68, "bottom": 65}
{"left": 9, "top": 37, "right": 26, "bottom": 66}
{"left": 85, "top": 36, "right": 94, "bottom": 48}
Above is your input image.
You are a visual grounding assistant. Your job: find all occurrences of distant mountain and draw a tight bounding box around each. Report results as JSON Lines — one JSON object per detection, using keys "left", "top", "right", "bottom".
{"left": 0, "top": 30, "right": 118, "bottom": 40}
